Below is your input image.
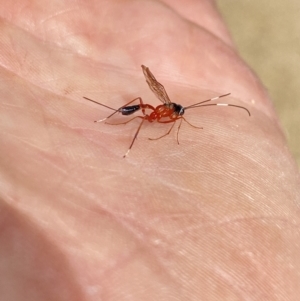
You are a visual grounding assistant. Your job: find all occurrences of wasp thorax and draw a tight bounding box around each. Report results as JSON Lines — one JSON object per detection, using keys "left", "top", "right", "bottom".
{"left": 172, "top": 103, "right": 185, "bottom": 116}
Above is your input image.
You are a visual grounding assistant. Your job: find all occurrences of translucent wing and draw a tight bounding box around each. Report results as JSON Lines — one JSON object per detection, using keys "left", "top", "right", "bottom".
{"left": 141, "top": 65, "right": 171, "bottom": 104}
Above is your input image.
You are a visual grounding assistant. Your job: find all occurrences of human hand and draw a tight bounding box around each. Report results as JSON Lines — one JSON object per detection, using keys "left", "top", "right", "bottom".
{"left": 1, "top": 1, "right": 299, "bottom": 300}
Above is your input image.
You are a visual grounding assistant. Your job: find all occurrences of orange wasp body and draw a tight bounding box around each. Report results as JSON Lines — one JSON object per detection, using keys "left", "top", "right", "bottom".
{"left": 84, "top": 65, "right": 250, "bottom": 157}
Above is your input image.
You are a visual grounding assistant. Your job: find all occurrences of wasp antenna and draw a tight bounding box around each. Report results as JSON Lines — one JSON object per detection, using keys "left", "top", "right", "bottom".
{"left": 210, "top": 93, "right": 231, "bottom": 101}
{"left": 187, "top": 103, "right": 250, "bottom": 116}
{"left": 218, "top": 103, "right": 251, "bottom": 116}
{"left": 184, "top": 93, "right": 231, "bottom": 109}
{"left": 83, "top": 96, "right": 117, "bottom": 111}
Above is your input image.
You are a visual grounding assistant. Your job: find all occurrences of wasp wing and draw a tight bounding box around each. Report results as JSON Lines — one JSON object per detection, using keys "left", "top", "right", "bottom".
{"left": 141, "top": 65, "right": 171, "bottom": 104}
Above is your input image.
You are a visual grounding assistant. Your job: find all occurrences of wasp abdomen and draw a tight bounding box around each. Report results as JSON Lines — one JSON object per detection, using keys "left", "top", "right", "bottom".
{"left": 121, "top": 105, "right": 141, "bottom": 116}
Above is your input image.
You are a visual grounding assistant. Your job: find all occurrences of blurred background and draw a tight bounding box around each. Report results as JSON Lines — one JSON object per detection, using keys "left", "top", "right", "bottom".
{"left": 217, "top": 1, "right": 300, "bottom": 167}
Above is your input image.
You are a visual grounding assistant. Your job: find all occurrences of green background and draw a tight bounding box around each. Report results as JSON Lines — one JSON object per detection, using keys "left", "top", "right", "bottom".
{"left": 217, "top": 1, "right": 300, "bottom": 167}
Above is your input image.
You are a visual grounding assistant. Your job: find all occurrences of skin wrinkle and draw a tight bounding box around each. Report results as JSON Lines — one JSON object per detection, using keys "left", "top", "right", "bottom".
{"left": 0, "top": 24, "right": 75, "bottom": 93}
{"left": 208, "top": 143, "right": 291, "bottom": 182}
{"left": 38, "top": 7, "right": 79, "bottom": 25}
{"left": 158, "top": 1, "right": 225, "bottom": 47}
{"left": 213, "top": 266, "right": 257, "bottom": 301}
{"left": 148, "top": 209, "right": 217, "bottom": 231}
{"left": 103, "top": 209, "right": 237, "bottom": 284}
{"left": 148, "top": 161, "right": 266, "bottom": 203}
{"left": 0, "top": 62, "right": 70, "bottom": 104}
{"left": 139, "top": 165, "right": 204, "bottom": 194}
{"left": 5, "top": 132, "right": 53, "bottom": 152}
{"left": 144, "top": 32, "right": 238, "bottom": 105}
{"left": 137, "top": 168, "right": 254, "bottom": 207}
{"left": 100, "top": 213, "right": 184, "bottom": 291}
{"left": 97, "top": 246, "right": 141, "bottom": 284}
{"left": 218, "top": 170, "right": 268, "bottom": 200}
{"left": 158, "top": 179, "right": 197, "bottom": 196}
{"left": 2, "top": 138, "right": 68, "bottom": 178}
{"left": 164, "top": 0, "right": 233, "bottom": 39}
{"left": 8, "top": 125, "right": 104, "bottom": 161}
{"left": 163, "top": 214, "right": 299, "bottom": 243}
{"left": 0, "top": 1, "right": 299, "bottom": 300}
{"left": 0, "top": 19, "right": 252, "bottom": 125}
{"left": 8, "top": 44, "right": 27, "bottom": 75}
{"left": 210, "top": 244, "right": 287, "bottom": 300}
{"left": 243, "top": 192, "right": 255, "bottom": 201}
{"left": 0, "top": 101, "right": 28, "bottom": 109}
{"left": 55, "top": 185, "right": 296, "bottom": 286}
{"left": 197, "top": 252, "right": 268, "bottom": 299}
{"left": 0, "top": 6, "right": 268, "bottom": 111}
{"left": 99, "top": 247, "right": 185, "bottom": 300}
{"left": 55, "top": 116, "right": 296, "bottom": 260}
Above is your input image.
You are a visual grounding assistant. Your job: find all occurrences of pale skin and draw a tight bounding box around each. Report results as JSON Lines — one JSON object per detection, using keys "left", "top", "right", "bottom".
{"left": 0, "top": 0, "right": 300, "bottom": 300}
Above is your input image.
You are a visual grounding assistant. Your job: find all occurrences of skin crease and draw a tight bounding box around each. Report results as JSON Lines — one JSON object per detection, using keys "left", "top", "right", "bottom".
{"left": 0, "top": 0, "right": 300, "bottom": 300}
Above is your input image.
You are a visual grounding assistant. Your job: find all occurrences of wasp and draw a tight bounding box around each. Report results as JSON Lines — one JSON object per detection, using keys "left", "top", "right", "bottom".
{"left": 84, "top": 65, "right": 250, "bottom": 157}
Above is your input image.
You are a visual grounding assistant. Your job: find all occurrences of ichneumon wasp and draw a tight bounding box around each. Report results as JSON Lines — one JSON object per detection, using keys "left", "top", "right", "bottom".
{"left": 84, "top": 65, "right": 250, "bottom": 157}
